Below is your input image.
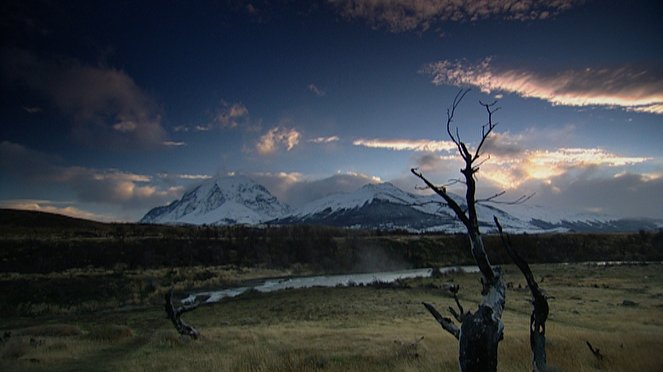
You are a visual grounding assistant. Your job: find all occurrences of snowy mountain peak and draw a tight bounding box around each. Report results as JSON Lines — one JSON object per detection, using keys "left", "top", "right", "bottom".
{"left": 141, "top": 178, "right": 654, "bottom": 232}
{"left": 140, "top": 174, "right": 290, "bottom": 225}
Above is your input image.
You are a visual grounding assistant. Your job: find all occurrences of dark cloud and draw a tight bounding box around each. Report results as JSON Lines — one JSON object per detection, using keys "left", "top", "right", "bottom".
{"left": 331, "top": 0, "right": 583, "bottom": 32}
{"left": 533, "top": 172, "right": 663, "bottom": 219}
{"left": 1, "top": 49, "right": 167, "bottom": 148}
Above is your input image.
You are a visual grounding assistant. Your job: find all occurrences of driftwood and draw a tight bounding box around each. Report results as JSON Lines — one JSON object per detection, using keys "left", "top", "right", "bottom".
{"left": 495, "top": 216, "right": 549, "bottom": 372}
{"left": 165, "top": 288, "right": 201, "bottom": 339}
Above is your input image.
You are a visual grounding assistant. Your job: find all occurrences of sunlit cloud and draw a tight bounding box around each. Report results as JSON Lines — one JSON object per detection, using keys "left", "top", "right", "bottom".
{"left": 0, "top": 199, "right": 112, "bottom": 222}
{"left": 353, "top": 138, "right": 456, "bottom": 152}
{"left": 331, "top": 0, "right": 582, "bottom": 32}
{"left": 480, "top": 147, "right": 651, "bottom": 189}
{"left": 307, "top": 83, "right": 326, "bottom": 96}
{"left": 339, "top": 170, "right": 382, "bottom": 183}
{"left": 0, "top": 141, "right": 186, "bottom": 209}
{"left": 309, "top": 136, "right": 340, "bottom": 144}
{"left": 256, "top": 126, "right": 301, "bottom": 155}
{"left": 424, "top": 58, "right": 663, "bottom": 114}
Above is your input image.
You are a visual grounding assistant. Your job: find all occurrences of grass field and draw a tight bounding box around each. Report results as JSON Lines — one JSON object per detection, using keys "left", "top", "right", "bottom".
{"left": 1, "top": 262, "right": 662, "bottom": 371}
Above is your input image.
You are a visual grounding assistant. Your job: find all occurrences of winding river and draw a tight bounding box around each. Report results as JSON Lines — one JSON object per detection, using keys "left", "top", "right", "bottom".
{"left": 182, "top": 265, "right": 480, "bottom": 304}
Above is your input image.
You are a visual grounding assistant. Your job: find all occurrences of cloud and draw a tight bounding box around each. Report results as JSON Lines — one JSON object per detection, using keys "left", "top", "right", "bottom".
{"left": 1, "top": 49, "right": 167, "bottom": 148}
{"left": 256, "top": 126, "right": 301, "bottom": 155}
{"left": 178, "top": 100, "right": 257, "bottom": 132}
{"left": 309, "top": 135, "right": 340, "bottom": 144}
{"left": 0, "top": 141, "right": 184, "bottom": 209}
{"left": 0, "top": 199, "right": 113, "bottom": 222}
{"left": 22, "top": 106, "right": 41, "bottom": 113}
{"left": 214, "top": 101, "right": 249, "bottom": 128}
{"left": 353, "top": 138, "right": 456, "bottom": 152}
{"left": 532, "top": 171, "right": 663, "bottom": 219}
{"left": 307, "top": 83, "right": 326, "bottom": 96}
{"left": 461, "top": 130, "right": 652, "bottom": 189}
{"left": 162, "top": 140, "right": 187, "bottom": 147}
{"left": 330, "top": 0, "right": 582, "bottom": 32}
{"left": 250, "top": 171, "right": 381, "bottom": 208}
{"left": 413, "top": 152, "right": 458, "bottom": 172}
{"left": 423, "top": 58, "right": 663, "bottom": 114}
{"left": 157, "top": 173, "right": 213, "bottom": 181}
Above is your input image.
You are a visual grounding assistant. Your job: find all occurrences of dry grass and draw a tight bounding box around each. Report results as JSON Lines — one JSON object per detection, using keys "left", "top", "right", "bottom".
{"left": 1, "top": 263, "right": 662, "bottom": 371}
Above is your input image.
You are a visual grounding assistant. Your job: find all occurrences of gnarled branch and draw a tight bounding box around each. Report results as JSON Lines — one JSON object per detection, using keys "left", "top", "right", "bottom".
{"left": 495, "top": 217, "right": 548, "bottom": 372}
{"left": 165, "top": 288, "right": 201, "bottom": 339}
{"left": 423, "top": 302, "right": 460, "bottom": 339}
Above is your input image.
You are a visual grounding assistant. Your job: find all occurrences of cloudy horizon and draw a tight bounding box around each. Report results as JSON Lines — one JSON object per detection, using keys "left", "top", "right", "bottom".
{"left": 1, "top": 0, "right": 662, "bottom": 222}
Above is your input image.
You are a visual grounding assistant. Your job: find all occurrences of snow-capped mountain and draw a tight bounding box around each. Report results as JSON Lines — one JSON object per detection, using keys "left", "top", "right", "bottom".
{"left": 140, "top": 175, "right": 290, "bottom": 225}
{"left": 140, "top": 177, "right": 658, "bottom": 232}
{"left": 275, "top": 182, "right": 535, "bottom": 232}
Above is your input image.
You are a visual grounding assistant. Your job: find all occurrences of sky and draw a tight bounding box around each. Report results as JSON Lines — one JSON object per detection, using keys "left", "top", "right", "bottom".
{"left": 1, "top": 0, "right": 662, "bottom": 222}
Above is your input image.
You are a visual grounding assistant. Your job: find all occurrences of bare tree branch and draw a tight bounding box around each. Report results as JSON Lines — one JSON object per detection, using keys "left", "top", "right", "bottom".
{"left": 446, "top": 89, "right": 471, "bottom": 158}
{"left": 586, "top": 341, "right": 604, "bottom": 361}
{"left": 473, "top": 101, "right": 500, "bottom": 161}
{"left": 411, "top": 168, "right": 470, "bottom": 228}
{"left": 494, "top": 217, "right": 548, "bottom": 372}
{"left": 423, "top": 302, "right": 460, "bottom": 339}
{"left": 165, "top": 288, "right": 201, "bottom": 339}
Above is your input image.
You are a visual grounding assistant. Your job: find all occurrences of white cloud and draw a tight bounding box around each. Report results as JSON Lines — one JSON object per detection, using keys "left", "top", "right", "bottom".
{"left": 157, "top": 173, "right": 212, "bottom": 180}
{"left": 353, "top": 138, "right": 456, "bottom": 152}
{"left": 307, "top": 83, "right": 326, "bottom": 96}
{"left": 330, "top": 0, "right": 582, "bottom": 32}
{"left": 162, "top": 140, "right": 187, "bottom": 147}
{"left": 256, "top": 126, "right": 301, "bottom": 155}
{"left": 249, "top": 171, "right": 381, "bottom": 208}
{"left": 424, "top": 58, "right": 663, "bottom": 114}
{"left": 309, "top": 135, "right": 340, "bottom": 144}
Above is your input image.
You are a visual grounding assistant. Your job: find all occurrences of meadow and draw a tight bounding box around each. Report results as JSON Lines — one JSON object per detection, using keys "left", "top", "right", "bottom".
{"left": 1, "top": 262, "right": 662, "bottom": 371}
{"left": 1, "top": 210, "right": 662, "bottom": 371}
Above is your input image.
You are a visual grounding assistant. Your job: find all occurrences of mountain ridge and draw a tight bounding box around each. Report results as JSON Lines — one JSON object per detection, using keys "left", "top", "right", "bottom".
{"left": 140, "top": 175, "right": 661, "bottom": 232}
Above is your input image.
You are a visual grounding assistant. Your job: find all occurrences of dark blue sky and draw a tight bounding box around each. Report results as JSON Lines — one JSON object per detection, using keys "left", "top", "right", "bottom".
{"left": 1, "top": 0, "right": 662, "bottom": 221}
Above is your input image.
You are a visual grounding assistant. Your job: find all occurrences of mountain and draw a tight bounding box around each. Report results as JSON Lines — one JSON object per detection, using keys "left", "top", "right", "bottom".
{"left": 274, "top": 182, "right": 537, "bottom": 232}
{"left": 140, "top": 177, "right": 661, "bottom": 232}
{"left": 140, "top": 175, "right": 290, "bottom": 225}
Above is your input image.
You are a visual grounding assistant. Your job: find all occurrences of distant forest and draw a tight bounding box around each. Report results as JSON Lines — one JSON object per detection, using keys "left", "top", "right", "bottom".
{"left": 2, "top": 209, "right": 662, "bottom": 274}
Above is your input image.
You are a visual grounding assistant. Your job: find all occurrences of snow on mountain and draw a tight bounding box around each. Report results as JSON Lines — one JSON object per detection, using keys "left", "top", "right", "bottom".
{"left": 140, "top": 175, "right": 290, "bottom": 225}
{"left": 280, "top": 182, "right": 538, "bottom": 232}
{"left": 140, "top": 177, "right": 654, "bottom": 232}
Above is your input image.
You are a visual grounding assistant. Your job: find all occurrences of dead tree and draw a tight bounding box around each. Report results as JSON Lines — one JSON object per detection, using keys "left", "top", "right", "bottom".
{"left": 495, "top": 216, "right": 549, "bottom": 372}
{"left": 165, "top": 288, "right": 201, "bottom": 339}
{"left": 412, "top": 89, "right": 506, "bottom": 371}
